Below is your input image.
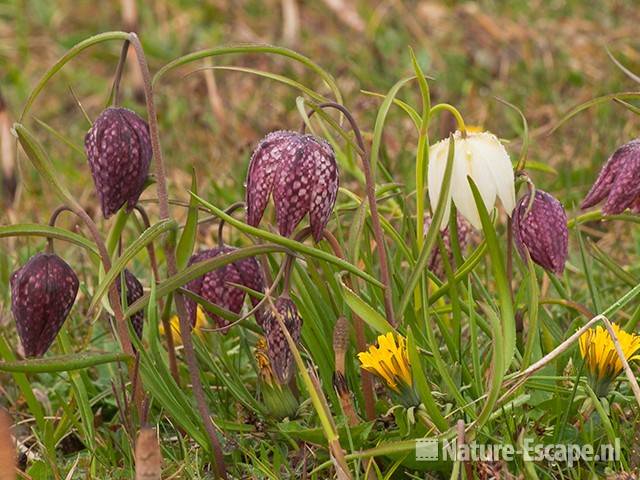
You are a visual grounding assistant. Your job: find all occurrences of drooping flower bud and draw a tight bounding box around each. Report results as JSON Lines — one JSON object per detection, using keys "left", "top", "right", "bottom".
{"left": 512, "top": 190, "right": 568, "bottom": 275}
{"left": 261, "top": 296, "right": 302, "bottom": 384}
{"left": 85, "top": 107, "right": 152, "bottom": 218}
{"left": 581, "top": 139, "right": 640, "bottom": 215}
{"left": 116, "top": 269, "right": 144, "bottom": 339}
{"left": 423, "top": 212, "right": 472, "bottom": 279}
{"left": 246, "top": 130, "right": 339, "bottom": 242}
{"left": 428, "top": 131, "right": 516, "bottom": 230}
{"left": 184, "top": 247, "right": 264, "bottom": 333}
{"left": 10, "top": 253, "right": 79, "bottom": 357}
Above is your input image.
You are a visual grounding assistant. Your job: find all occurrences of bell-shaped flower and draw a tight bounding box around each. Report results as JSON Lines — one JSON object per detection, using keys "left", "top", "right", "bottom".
{"left": 85, "top": 107, "right": 152, "bottom": 218}
{"left": 10, "top": 253, "right": 79, "bottom": 357}
{"left": 428, "top": 131, "right": 516, "bottom": 230}
{"left": 260, "top": 296, "right": 302, "bottom": 384}
{"left": 423, "top": 212, "right": 472, "bottom": 278}
{"left": 184, "top": 247, "right": 264, "bottom": 333}
{"left": 581, "top": 139, "right": 640, "bottom": 214}
{"left": 512, "top": 190, "right": 568, "bottom": 275}
{"left": 246, "top": 130, "right": 339, "bottom": 241}
{"left": 116, "top": 269, "right": 145, "bottom": 339}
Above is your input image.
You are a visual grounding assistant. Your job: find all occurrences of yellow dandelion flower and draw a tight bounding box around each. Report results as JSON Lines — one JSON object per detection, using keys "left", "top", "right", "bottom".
{"left": 159, "top": 306, "right": 208, "bottom": 345}
{"left": 579, "top": 323, "right": 640, "bottom": 395}
{"left": 358, "top": 332, "right": 412, "bottom": 393}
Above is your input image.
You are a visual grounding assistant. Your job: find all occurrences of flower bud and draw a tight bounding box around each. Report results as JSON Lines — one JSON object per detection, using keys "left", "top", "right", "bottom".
{"left": 10, "top": 253, "right": 79, "bottom": 357}
{"left": 246, "top": 130, "right": 339, "bottom": 242}
{"left": 581, "top": 139, "right": 640, "bottom": 215}
{"left": 261, "top": 297, "right": 302, "bottom": 384}
{"left": 116, "top": 269, "right": 144, "bottom": 339}
{"left": 184, "top": 247, "right": 264, "bottom": 333}
{"left": 512, "top": 190, "right": 568, "bottom": 275}
{"left": 423, "top": 212, "right": 472, "bottom": 278}
{"left": 85, "top": 107, "right": 152, "bottom": 218}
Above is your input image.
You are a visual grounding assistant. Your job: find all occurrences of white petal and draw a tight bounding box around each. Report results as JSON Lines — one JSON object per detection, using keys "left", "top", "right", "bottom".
{"left": 451, "top": 136, "right": 496, "bottom": 229}
{"left": 467, "top": 132, "right": 516, "bottom": 215}
{"left": 427, "top": 136, "right": 453, "bottom": 230}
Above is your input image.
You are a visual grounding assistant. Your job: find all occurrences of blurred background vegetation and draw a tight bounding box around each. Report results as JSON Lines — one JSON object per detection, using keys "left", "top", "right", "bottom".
{"left": 2, "top": 0, "right": 640, "bottom": 220}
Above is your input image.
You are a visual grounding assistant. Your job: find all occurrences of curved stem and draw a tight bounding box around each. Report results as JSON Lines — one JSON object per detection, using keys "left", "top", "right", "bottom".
{"left": 128, "top": 32, "right": 227, "bottom": 479}
{"left": 47, "top": 205, "right": 74, "bottom": 253}
{"left": 306, "top": 101, "right": 396, "bottom": 326}
{"left": 429, "top": 103, "right": 467, "bottom": 137}
{"left": 217, "top": 202, "right": 245, "bottom": 248}
{"left": 108, "top": 40, "right": 130, "bottom": 107}
{"left": 47, "top": 204, "right": 133, "bottom": 358}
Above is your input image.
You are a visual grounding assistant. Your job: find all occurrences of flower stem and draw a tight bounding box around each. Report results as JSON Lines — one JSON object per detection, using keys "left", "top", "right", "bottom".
{"left": 133, "top": 204, "right": 179, "bottom": 383}
{"left": 309, "top": 102, "right": 396, "bottom": 326}
{"left": 217, "top": 201, "right": 245, "bottom": 248}
{"left": 128, "top": 33, "right": 227, "bottom": 478}
{"left": 429, "top": 103, "right": 467, "bottom": 137}
{"left": 108, "top": 39, "right": 130, "bottom": 108}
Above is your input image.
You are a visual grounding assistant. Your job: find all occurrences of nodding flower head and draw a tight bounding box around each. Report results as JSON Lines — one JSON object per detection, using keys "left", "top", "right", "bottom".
{"left": 10, "top": 253, "right": 79, "bottom": 357}
{"left": 85, "top": 107, "right": 152, "bottom": 218}
{"left": 116, "top": 269, "right": 145, "bottom": 339}
{"left": 261, "top": 296, "right": 302, "bottom": 384}
{"left": 184, "top": 247, "right": 264, "bottom": 333}
{"left": 581, "top": 139, "right": 640, "bottom": 215}
{"left": 428, "top": 131, "right": 516, "bottom": 230}
{"left": 246, "top": 130, "right": 339, "bottom": 242}
{"left": 423, "top": 212, "right": 472, "bottom": 278}
{"left": 512, "top": 189, "right": 568, "bottom": 275}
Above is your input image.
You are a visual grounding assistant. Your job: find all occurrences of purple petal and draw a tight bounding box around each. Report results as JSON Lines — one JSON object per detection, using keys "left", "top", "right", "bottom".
{"left": 309, "top": 138, "right": 338, "bottom": 242}
{"left": 602, "top": 142, "right": 640, "bottom": 214}
{"left": 272, "top": 136, "right": 315, "bottom": 237}
{"left": 246, "top": 131, "right": 296, "bottom": 227}
{"left": 262, "top": 297, "right": 301, "bottom": 384}
{"left": 11, "top": 253, "right": 79, "bottom": 357}
{"left": 185, "top": 247, "right": 265, "bottom": 332}
{"left": 85, "top": 108, "right": 152, "bottom": 218}
{"left": 116, "top": 269, "right": 145, "bottom": 339}
{"left": 513, "top": 190, "right": 568, "bottom": 275}
{"left": 423, "top": 212, "right": 472, "bottom": 279}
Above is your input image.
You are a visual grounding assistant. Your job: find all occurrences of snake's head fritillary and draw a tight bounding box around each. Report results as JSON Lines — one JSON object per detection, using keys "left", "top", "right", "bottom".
{"left": 513, "top": 190, "right": 568, "bottom": 275}
{"left": 10, "top": 253, "right": 79, "bottom": 357}
{"left": 85, "top": 107, "right": 152, "bottom": 218}
{"left": 184, "top": 247, "right": 264, "bottom": 333}
{"left": 261, "top": 297, "right": 302, "bottom": 384}
{"left": 246, "top": 130, "right": 338, "bottom": 242}
{"left": 423, "top": 212, "right": 472, "bottom": 278}
{"left": 116, "top": 269, "right": 145, "bottom": 339}
{"left": 581, "top": 139, "right": 640, "bottom": 215}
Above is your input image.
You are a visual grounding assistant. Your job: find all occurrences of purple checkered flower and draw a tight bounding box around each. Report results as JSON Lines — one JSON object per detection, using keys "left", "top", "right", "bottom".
{"left": 582, "top": 139, "right": 640, "bottom": 214}
{"left": 116, "top": 269, "right": 144, "bottom": 339}
{"left": 246, "top": 130, "right": 338, "bottom": 242}
{"left": 261, "top": 296, "right": 302, "bottom": 384}
{"left": 512, "top": 190, "right": 568, "bottom": 275}
{"left": 423, "top": 212, "right": 472, "bottom": 279}
{"left": 85, "top": 107, "right": 152, "bottom": 218}
{"left": 184, "top": 247, "right": 264, "bottom": 333}
{"left": 10, "top": 253, "right": 79, "bottom": 357}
